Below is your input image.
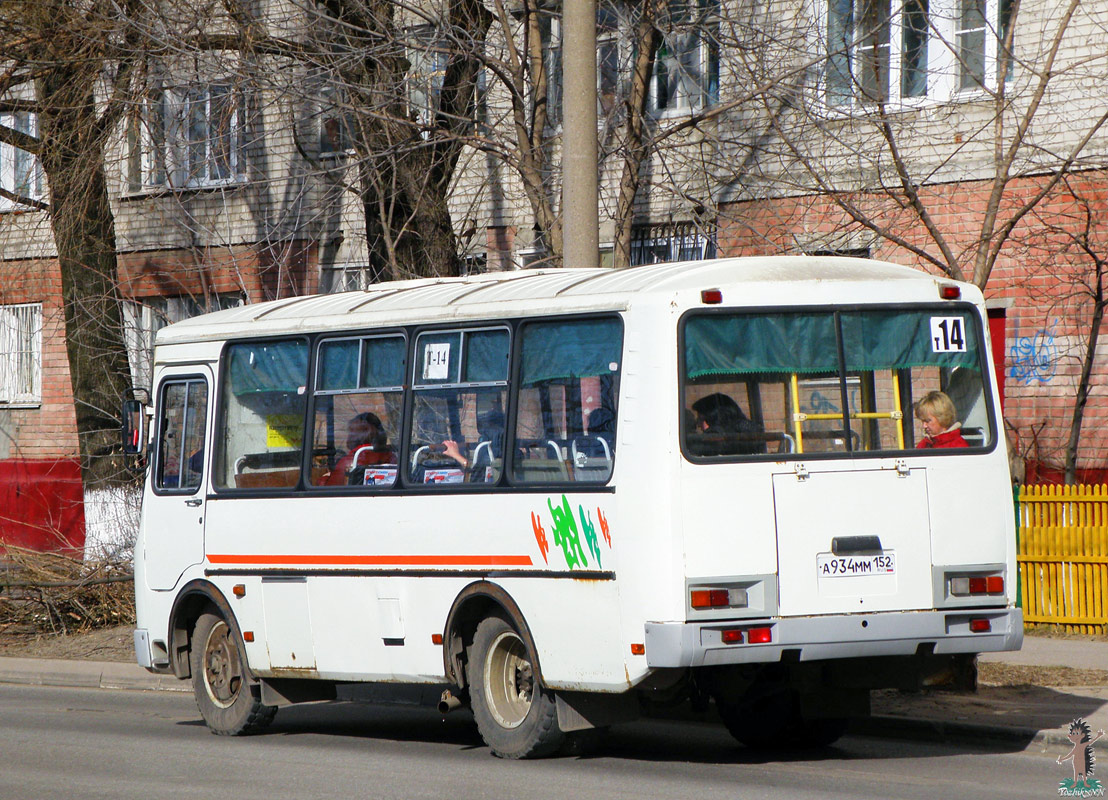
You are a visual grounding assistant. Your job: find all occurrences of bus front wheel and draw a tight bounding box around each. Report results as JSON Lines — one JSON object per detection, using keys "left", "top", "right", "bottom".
{"left": 190, "top": 611, "right": 276, "bottom": 735}
{"left": 467, "top": 615, "right": 564, "bottom": 758}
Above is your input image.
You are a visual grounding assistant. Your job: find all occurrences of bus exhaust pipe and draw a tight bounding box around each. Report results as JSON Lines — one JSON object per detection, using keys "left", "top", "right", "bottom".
{"left": 439, "top": 689, "right": 462, "bottom": 714}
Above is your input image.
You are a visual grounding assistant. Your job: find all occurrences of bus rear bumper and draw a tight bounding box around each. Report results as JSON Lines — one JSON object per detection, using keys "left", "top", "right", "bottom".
{"left": 643, "top": 608, "right": 1023, "bottom": 668}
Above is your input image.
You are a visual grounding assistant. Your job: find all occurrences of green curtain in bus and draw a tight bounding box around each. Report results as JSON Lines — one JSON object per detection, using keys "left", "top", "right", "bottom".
{"left": 318, "top": 340, "right": 358, "bottom": 391}
{"left": 840, "top": 310, "right": 979, "bottom": 371}
{"left": 464, "top": 329, "right": 510, "bottom": 383}
{"left": 685, "top": 310, "right": 980, "bottom": 379}
{"left": 521, "top": 318, "right": 623, "bottom": 385}
{"left": 684, "top": 313, "right": 838, "bottom": 378}
{"left": 228, "top": 340, "right": 308, "bottom": 395}
{"left": 362, "top": 336, "right": 406, "bottom": 388}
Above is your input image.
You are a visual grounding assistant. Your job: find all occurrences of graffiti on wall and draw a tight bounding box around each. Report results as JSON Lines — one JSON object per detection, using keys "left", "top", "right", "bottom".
{"left": 1009, "top": 320, "right": 1057, "bottom": 386}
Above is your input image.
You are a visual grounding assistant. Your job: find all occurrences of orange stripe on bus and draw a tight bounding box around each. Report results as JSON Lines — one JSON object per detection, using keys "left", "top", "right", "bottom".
{"left": 206, "top": 553, "right": 534, "bottom": 567}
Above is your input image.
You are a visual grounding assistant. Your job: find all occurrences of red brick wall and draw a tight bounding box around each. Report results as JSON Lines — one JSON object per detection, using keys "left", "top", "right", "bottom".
{"left": 719, "top": 171, "right": 1108, "bottom": 480}
{"left": 0, "top": 257, "right": 80, "bottom": 461}
{"left": 118, "top": 240, "right": 318, "bottom": 303}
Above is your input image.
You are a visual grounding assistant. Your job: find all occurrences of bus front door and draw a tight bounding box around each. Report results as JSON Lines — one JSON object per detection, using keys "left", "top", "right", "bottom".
{"left": 142, "top": 367, "right": 213, "bottom": 591}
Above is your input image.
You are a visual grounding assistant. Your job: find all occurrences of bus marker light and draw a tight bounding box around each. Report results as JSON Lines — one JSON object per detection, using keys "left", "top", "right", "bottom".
{"left": 721, "top": 629, "right": 743, "bottom": 644}
{"left": 940, "top": 285, "right": 961, "bottom": 300}
{"left": 630, "top": 643, "right": 645, "bottom": 655}
{"left": 746, "top": 627, "right": 772, "bottom": 644}
{"left": 431, "top": 634, "right": 443, "bottom": 645}
{"left": 243, "top": 631, "right": 255, "bottom": 642}
{"left": 969, "top": 619, "right": 991, "bottom": 633}
{"left": 701, "top": 289, "right": 723, "bottom": 304}
{"left": 690, "top": 590, "right": 712, "bottom": 608}
{"left": 232, "top": 584, "right": 246, "bottom": 598}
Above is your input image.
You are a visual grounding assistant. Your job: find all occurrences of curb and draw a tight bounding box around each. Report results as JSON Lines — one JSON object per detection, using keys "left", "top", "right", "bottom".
{"left": 855, "top": 714, "right": 1065, "bottom": 749}
{"left": 0, "top": 657, "right": 188, "bottom": 693}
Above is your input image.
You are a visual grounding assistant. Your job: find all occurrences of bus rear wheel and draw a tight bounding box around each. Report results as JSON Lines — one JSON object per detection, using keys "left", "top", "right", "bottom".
{"left": 467, "top": 615, "right": 564, "bottom": 758}
{"left": 190, "top": 611, "right": 276, "bottom": 735}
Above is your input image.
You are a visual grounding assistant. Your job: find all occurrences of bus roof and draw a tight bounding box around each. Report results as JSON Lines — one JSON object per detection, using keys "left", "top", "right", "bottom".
{"left": 156, "top": 256, "right": 971, "bottom": 345}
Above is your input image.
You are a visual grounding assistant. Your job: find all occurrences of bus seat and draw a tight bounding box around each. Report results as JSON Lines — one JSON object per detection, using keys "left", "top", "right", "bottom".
{"left": 571, "top": 435, "right": 612, "bottom": 482}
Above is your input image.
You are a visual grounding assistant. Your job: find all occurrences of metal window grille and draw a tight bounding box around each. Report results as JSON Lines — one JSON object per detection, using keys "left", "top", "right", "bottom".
{"left": 0, "top": 303, "right": 42, "bottom": 404}
{"left": 630, "top": 221, "right": 717, "bottom": 266}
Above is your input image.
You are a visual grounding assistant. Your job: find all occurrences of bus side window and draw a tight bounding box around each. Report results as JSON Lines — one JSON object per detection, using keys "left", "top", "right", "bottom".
{"left": 513, "top": 317, "right": 622, "bottom": 485}
{"left": 408, "top": 328, "right": 509, "bottom": 487}
{"left": 215, "top": 339, "right": 309, "bottom": 490}
{"left": 309, "top": 335, "right": 404, "bottom": 488}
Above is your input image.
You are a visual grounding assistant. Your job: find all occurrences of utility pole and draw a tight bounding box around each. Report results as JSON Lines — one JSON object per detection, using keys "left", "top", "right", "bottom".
{"left": 561, "top": 0, "right": 599, "bottom": 269}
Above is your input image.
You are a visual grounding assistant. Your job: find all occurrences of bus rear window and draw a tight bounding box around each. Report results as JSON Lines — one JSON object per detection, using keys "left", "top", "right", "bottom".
{"left": 682, "top": 307, "right": 992, "bottom": 458}
{"left": 215, "top": 339, "right": 309, "bottom": 489}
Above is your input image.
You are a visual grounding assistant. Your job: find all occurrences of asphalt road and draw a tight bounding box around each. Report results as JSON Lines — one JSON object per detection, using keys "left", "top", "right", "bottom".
{"left": 0, "top": 684, "right": 1071, "bottom": 800}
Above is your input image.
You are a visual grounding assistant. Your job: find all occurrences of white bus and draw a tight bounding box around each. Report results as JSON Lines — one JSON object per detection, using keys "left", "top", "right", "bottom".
{"left": 126, "top": 256, "right": 1021, "bottom": 757}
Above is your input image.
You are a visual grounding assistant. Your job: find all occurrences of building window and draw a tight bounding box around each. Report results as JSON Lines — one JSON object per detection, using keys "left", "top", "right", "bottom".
{"left": 320, "top": 264, "right": 376, "bottom": 293}
{"left": 825, "top": 0, "right": 1013, "bottom": 107}
{"left": 407, "top": 27, "right": 449, "bottom": 131}
{"left": 128, "top": 83, "right": 246, "bottom": 191}
{"left": 317, "top": 86, "right": 354, "bottom": 157}
{"left": 122, "top": 294, "right": 243, "bottom": 387}
{"left": 630, "top": 221, "right": 716, "bottom": 266}
{"left": 649, "top": 0, "right": 720, "bottom": 115}
{"left": 0, "top": 303, "right": 42, "bottom": 405}
{"left": 0, "top": 113, "right": 43, "bottom": 211}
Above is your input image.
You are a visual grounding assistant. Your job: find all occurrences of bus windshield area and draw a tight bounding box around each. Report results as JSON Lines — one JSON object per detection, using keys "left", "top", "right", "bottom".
{"left": 681, "top": 306, "right": 993, "bottom": 458}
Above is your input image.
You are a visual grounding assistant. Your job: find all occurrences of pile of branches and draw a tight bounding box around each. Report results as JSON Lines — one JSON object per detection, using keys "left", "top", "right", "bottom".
{"left": 0, "top": 546, "right": 135, "bottom": 636}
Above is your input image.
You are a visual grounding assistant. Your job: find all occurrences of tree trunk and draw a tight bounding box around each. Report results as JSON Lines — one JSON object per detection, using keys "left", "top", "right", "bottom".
{"left": 36, "top": 71, "right": 132, "bottom": 489}
{"left": 1064, "top": 276, "right": 1105, "bottom": 485}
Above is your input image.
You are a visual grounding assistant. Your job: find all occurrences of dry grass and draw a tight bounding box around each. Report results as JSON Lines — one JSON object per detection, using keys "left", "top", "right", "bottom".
{"left": 0, "top": 545, "right": 134, "bottom": 636}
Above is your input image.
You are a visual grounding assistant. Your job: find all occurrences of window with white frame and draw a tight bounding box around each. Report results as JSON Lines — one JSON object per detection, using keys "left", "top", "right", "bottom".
{"left": 0, "top": 303, "right": 42, "bottom": 404}
{"left": 0, "top": 113, "right": 43, "bottom": 211}
{"left": 824, "top": 0, "right": 1014, "bottom": 108}
{"left": 407, "top": 27, "right": 449, "bottom": 130}
{"left": 630, "top": 221, "right": 716, "bottom": 266}
{"left": 127, "top": 83, "right": 247, "bottom": 191}
{"left": 649, "top": 0, "right": 720, "bottom": 115}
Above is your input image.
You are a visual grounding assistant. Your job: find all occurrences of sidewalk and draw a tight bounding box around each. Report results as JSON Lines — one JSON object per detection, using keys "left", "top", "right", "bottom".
{"left": 0, "top": 636, "right": 1105, "bottom": 748}
{"left": 866, "top": 637, "right": 1108, "bottom": 748}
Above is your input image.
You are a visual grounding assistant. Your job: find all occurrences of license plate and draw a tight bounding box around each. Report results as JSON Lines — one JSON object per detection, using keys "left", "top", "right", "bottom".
{"left": 817, "top": 552, "right": 896, "bottom": 578}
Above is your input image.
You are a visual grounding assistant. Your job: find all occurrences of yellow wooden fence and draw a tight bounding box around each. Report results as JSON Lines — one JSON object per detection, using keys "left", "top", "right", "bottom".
{"left": 1017, "top": 483, "right": 1108, "bottom": 633}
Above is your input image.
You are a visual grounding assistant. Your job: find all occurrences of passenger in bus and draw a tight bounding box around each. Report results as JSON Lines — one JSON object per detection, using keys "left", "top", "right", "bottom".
{"left": 442, "top": 409, "right": 505, "bottom": 482}
{"left": 324, "top": 412, "right": 395, "bottom": 485}
{"left": 914, "top": 390, "right": 969, "bottom": 449}
{"left": 689, "top": 393, "right": 765, "bottom": 455}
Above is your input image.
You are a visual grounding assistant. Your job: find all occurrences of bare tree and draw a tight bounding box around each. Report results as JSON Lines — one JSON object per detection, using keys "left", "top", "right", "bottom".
{"left": 0, "top": 0, "right": 141, "bottom": 488}
{"left": 1006, "top": 176, "right": 1108, "bottom": 484}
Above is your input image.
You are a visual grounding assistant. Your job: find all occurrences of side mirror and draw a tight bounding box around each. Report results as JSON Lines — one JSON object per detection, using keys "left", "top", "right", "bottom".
{"left": 121, "top": 398, "right": 147, "bottom": 455}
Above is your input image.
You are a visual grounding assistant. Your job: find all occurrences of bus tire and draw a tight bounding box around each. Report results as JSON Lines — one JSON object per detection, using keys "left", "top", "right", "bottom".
{"left": 190, "top": 611, "right": 276, "bottom": 736}
{"left": 467, "top": 614, "right": 564, "bottom": 759}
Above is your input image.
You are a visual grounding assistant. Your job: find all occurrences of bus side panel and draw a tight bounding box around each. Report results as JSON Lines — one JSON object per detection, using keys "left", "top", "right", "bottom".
{"left": 201, "top": 492, "right": 631, "bottom": 690}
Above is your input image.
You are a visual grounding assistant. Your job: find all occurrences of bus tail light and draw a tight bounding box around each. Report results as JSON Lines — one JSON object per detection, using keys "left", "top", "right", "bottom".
{"left": 949, "top": 573, "right": 1004, "bottom": 597}
{"left": 746, "top": 626, "right": 772, "bottom": 644}
{"left": 690, "top": 587, "right": 749, "bottom": 609}
{"left": 721, "top": 629, "right": 743, "bottom": 644}
{"left": 969, "top": 618, "right": 991, "bottom": 633}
